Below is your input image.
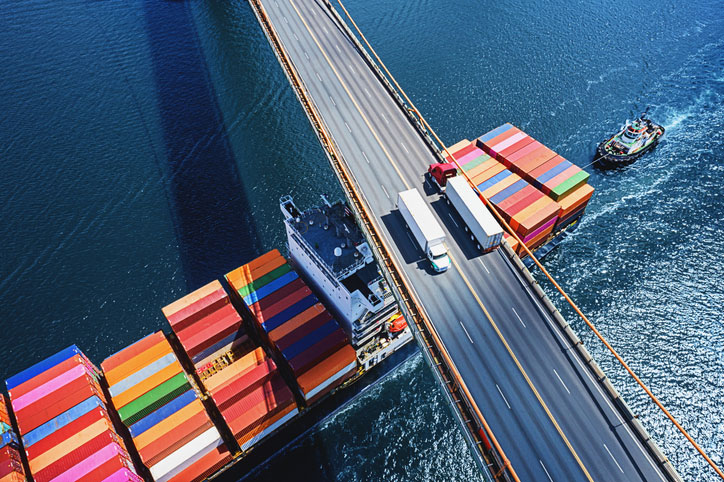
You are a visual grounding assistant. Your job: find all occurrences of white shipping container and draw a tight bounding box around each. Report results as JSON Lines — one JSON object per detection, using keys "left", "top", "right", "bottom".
{"left": 446, "top": 176, "right": 503, "bottom": 251}
{"left": 150, "top": 426, "right": 223, "bottom": 482}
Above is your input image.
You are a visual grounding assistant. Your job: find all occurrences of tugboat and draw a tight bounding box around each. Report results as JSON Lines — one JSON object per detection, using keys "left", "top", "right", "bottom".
{"left": 595, "top": 112, "right": 664, "bottom": 168}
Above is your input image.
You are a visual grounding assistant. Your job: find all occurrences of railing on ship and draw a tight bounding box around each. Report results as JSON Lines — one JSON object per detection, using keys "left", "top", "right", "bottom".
{"left": 246, "top": 1, "right": 514, "bottom": 481}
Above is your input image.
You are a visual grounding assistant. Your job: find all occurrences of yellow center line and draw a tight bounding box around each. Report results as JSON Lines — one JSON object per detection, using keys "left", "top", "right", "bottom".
{"left": 285, "top": 1, "right": 593, "bottom": 480}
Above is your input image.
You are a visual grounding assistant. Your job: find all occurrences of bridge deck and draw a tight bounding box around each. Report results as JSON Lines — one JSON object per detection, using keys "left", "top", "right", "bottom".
{"left": 255, "top": 1, "right": 667, "bottom": 480}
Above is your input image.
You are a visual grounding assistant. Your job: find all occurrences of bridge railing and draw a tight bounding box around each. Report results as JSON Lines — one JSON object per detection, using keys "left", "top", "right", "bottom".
{"left": 247, "top": 1, "right": 514, "bottom": 480}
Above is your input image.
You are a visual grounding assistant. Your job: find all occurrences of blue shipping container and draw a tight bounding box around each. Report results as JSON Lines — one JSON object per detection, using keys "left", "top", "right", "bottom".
{"left": 191, "top": 330, "right": 246, "bottom": 365}
{"left": 129, "top": 389, "right": 197, "bottom": 438}
{"left": 478, "top": 124, "right": 512, "bottom": 143}
{"left": 536, "top": 160, "right": 573, "bottom": 184}
{"left": 22, "top": 395, "right": 104, "bottom": 447}
{"left": 282, "top": 321, "right": 340, "bottom": 360}
{"left": 491, "top": 179, "right": 529, "bottom": 204}
{"left": 243, "top": 271, "right": 298, "bottom": 306}
{"left": 109, "top": 352, "right": 178, "bottom": 397}
{"left": 6, "top": 345, "right": 83, "bottom": 391}
{"left": 0, "top": 431, "right": 18, "bottom": 448}
{"left": 261, "top": 295, "right": 319, "bottom": 333}
{"left": 476, "top": 170, "right": 511, "bottom": 193}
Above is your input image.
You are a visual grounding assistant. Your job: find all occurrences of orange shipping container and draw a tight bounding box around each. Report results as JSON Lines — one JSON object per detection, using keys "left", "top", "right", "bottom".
{"left": 481, "top": 127, "right": 522, "bottom": 152}
{"left": 464, "top": 158, "right": 498, "bottom": 179}
{"left": 481, "top": 173, "right": 522, "bottom": 199}
{"left": 515, "top": 202, "right": 560, "bottom": 237}
{"left": 225, "top": 250, "right": 284, "bottom": 290}
{"left": 203, "top": 347, "right": 267, "bottom": 393}
{"left": 132, "top": 398, "right": 206, "bottom": 451}
{"left": 296, "top": 345, "right": 357, "bottom": 396}
{"left": 112, "top": 361, "right": 182, "bottom": 409}
{"left": 446, "top": 139, "right": 471, "bottom": 155}
{"left": 234, "top": 403, "right": 297, "bottom": 448}
{"left": 161, "top": 280, "right": 224, "bottom": 320}
{"left": 29, "top": 417, "right": 113, "bottom": 473}
{"left": 510, "top": 196, "right": 555, "bottom": 232}
{"left": 101, "top": 332, "right": 166, "bottom": 374}
{"left": 557, "top": 184, "right": 594, "bottom": 218}
{"left": 104, "top": 339, "right": 172, "bottom": 386}
{"left": 227, "top": 255, "right": 286, "bottom": 292}
{"left": 268, "top": 303, "right": 327, "bottom": 343}
{"left": 471, "top": 163, "right": 506, "bottom": 186}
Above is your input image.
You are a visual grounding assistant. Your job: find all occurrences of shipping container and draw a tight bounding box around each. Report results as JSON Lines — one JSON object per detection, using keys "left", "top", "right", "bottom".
{"left": 76, "top": 454, "right": 136, "bottom": 482}
{"left": 141, "top": 416, "right": 213, "bottom": 468}
{"left": 249, "top": 286, "right": 313, "bottom": 323}
{"left": 235, "top": 264, "right": 293, "bottom": 300}
{"left": 540, "top": 165, "right": 580, "bottom": 195}
{"left": 128, "top": 389, "right": 197, "bottom": 438}
{"left": 225, "top": 250, "right": 284, "bottom": 289}
{"left": 6, "top": 346, "right": 83, "bottom": 391}
{"left": 112, "top": 362, "right": 183, "bottom": 410}
{"left": 101, "top": 332, "right": 166, "bottom": 375}
{"left": 488, "top": 132, "right": 528, "bottom": 157}
{"left": 498, "top": 135, "right": 536, "bottom": 160}
{"left": 32, "top": 429, "right": 121, "bottom": 480}
{"left": 282, "top": 322, "right": 342, "bottom": 361}
{"left": 105, "top": 339, "right": 172, "bottom": 386}
{"left": 109, "top": 352, "right": 179, "bottom": 398}
{"left": 470, "top": 162, "right": 505, "bottom": 186}
{"left": 289, "top": 329, "right": 348, "bottom": 376}
{"left": 459, "top": 153, "right": 492, "bottom": 173}
{"left": 22, "top": 395, "right": 104, "bottom": 447}
{"left": 235, "top": 404, "right": 299, "bottom": 452}
{"left": 223, "top": 379, "right": 295, "bottom": 437}
{"left": 202, "top": 348, "right": 267, "bottom": 393}
{"left": 550, "top": 171, "right": 591, "bottom": 200}
{"left": 480, "top": 127, "right": 522, "bottom": 152}
{"left": 148, "top": 427, "right": 223, "bottom": 482}
{"left": 132, "top": 399, "right": 205, "bottom": 452}
{"left": 445, "top": 142, "right": 476, "bottom": 161}
{"left": 25, "top": 406, "right": 109, "bottom": 460}
{"left": 481, "top": 173, "right": 521, "bottom": 199}
{"left": 556, "top": 184, "right": 595, "bottom": 218}
{"left": 210, "top": 360, "right": 277, "bottom": 410}
{"left": 296, "top": 345, "right": 357, "bottom": 399}
{"left": 164, "top": 443, "right": 232, "bottom": 482}
{"left": 514, "top": 203, "right": 560, "bottom": 238}
{"left": 163, "top": 282, "right": 229, "bottom": 332}
{"left": 274, "top": 311, "right": 333, "bottom": 351}
{"left": 260, "top": 295, "right": 320, "bottom": 333}
{"left": 45, "top": 442, "right": 129, "bottom": 482}
{"left": 476, "top": 170, "right": 512, "bottom": 193}
{"left": 10, "top": 356, "right": 95, "bottom": 401}
{"left": 268, "top": 304, "right": 327, "bottom": 343}
{"left": 118, "top": 373, "right": 190, "bottom": 426}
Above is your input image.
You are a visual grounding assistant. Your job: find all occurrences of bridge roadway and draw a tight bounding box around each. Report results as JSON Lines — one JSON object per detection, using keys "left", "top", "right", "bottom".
{"left": 256, "top": 1, "right": 667, "bottom": 480}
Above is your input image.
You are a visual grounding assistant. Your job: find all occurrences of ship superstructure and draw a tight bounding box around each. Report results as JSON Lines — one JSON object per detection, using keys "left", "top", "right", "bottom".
{"left": 281, "top": 195, "right": 411, "bottom": 369}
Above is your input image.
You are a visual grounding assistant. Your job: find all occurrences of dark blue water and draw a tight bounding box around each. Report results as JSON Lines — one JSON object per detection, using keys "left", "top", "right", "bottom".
{"left": 1, "top": 1, "right": 722, "bottom": 480}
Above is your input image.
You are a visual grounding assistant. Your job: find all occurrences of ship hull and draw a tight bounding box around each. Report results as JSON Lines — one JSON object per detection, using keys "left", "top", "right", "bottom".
{"left": 594, "top": 127, "right": 665, "bottom": 169}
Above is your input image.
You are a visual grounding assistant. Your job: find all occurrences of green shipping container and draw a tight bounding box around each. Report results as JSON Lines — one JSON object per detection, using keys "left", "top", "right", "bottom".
{"left": 461, "top": 153, "right": 491, "bottom": 172}
{"left": 551, "top": 171, "right": 590, "bottom": 200}
{"left": 236, "top": 263, "right": 292, "bottom": 298}
{"left": 118, "top": 372, "right": 191, "bottom": 425}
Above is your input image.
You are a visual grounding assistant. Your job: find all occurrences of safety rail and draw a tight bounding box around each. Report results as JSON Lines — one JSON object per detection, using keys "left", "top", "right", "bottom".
{"left": 246, "top": 1, "right": 515, "bottom": 480}
{"left": 329, "top": 2, "right": 724, "bottom": 480}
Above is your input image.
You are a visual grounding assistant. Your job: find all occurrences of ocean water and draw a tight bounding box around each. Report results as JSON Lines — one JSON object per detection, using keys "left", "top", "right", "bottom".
{"left": 0, "top": 0, "right": 722, "bottom": 481}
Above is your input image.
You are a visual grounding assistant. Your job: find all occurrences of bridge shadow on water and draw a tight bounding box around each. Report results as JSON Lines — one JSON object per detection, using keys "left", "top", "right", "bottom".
{"left": 143, "top": 1, "right": 260, "bottom": 289}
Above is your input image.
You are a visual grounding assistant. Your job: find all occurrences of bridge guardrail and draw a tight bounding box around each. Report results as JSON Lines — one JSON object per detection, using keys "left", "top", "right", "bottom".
{"left": 498, "top": 240, "right": 682, "bottom": 482}
{"left": 247, "top": 1, "right": 514, "bottom": 480}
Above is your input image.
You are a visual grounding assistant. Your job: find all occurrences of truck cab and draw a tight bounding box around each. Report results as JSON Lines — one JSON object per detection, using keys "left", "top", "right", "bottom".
{"left": 428, "top": 243, "right": 451, "bottom": 272}
{"left": 427, "top": 163, "right": 457, "bottom": 192}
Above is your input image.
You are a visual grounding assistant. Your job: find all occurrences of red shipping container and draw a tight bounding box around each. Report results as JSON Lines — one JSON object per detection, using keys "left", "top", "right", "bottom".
{"left": 224, "top": 378, "right": 294, "bottom": 436}
{"left": 10, "top": 356, "right": 92, "bottom": 401}
{"left": 274, "top": 311, "right": 334, "bottom": 352}
{"left": 33, "top": 431, "right": 123, "bottom": 481}
{"left": 0, "top": 447, "right": 21, "bottom": 465}
{"left": 304, "top": 367, "right": 356, "bottom": 406}
{"left": 166, "top": 289, "right": 229, "bottom": 333}
{"left": 289, "top": 329, "right": 349, "bottom": 377}
{"left": 211, "top": 360, "right": 277, "bottom": 410}
{"left": 445, "top": 143, "right": 477, "bottom": 161}
{"left": 162, "top": 281, "right": 226, "bottom": 326}
{"left": 143, "top": 418, "right": 214, "bottom": 468}
{"left": 504, "top": 190, "right": 545, "bottom": 220}
{"left": 541, "top": 165, "right": 581, "bottom": 194}
{"left": 76, "top": 454, "right": 135, "bottom": 482}
{"left": 165, "top": 444, "right": 232, "bottom": 482}
{"left": 495, "top": 185, "right": 538, "bottom": 212}
{"left": 249, "top": 286, "right": 312, "bottom": 322}
{"left": 0, "top": 459, "right": 23, "bottom": 479}
{"left": 180, "top": 315, "right": 243, "bottom": 359}
{"left": 470, "top": 163, "right": 505, "bottom": 186}
{"left": 515, "top": 203, "right": 560, "bottom": 237}
{"left": 480, "top": 127, "right": 522, "bottom": 153}
{"left": 101, "top": 332, "right": 166, "bottom": 374}
{"left": 497, "top": 136, "right": 536, "bottom": 161}
{"left": 16, "top": 375, "right": 103, "bottom": 434}
{"left": 25, "top": 407, "right": 110, "bottom": 461}
{"left": 248, "top": 278, "right": 306, "bottom": 315}
{"left": 503, "top": 140, "right": 542, "bottom": 164}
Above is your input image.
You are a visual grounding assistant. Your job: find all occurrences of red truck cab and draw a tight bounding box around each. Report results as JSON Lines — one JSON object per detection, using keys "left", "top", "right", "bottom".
{"left": 427, "top": 163, "right": 458, "bottom": 191}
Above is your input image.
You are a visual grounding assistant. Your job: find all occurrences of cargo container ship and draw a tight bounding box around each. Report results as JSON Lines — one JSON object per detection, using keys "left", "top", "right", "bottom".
{"left": 430, "top": 124, "right": 595, "bottom": 265}
{"left": 1, "top": 195, "right": 414, "bottom": 482}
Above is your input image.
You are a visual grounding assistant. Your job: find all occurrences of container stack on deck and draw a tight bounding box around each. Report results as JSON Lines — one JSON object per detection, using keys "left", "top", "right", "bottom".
{"left": 0, "top": 395, "right": 25, "bottom": 482}
{"left": 446, "top": 124, "right": 594, "bottom": 255}
{"left": 102, "top": 331, "right": 231, "bottom": 482}
{"left": 163, "top": 278, "right": 299, "bottom": 453}
{"left": 225, "top": 250, "right": 357, "bottom": 406}
{"left": 5, "top": 346, "right": 139, "bottom": 482}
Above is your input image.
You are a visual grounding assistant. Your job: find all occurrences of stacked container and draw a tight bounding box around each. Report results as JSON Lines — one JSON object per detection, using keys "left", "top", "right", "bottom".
{"left": 446, "top": 140, "right": 560, "bottom": 252}
{"left": 225, "top": 250, "right": 357, "bottom": 406}
{"left": 162, "top": 278, "right": 300, "bottom": 453}
{"left": 5, "top": 345, "right": 140, "bottom": 482}
{"left": 162, "top": 281, "right": 249, "bottom": 378}
{"left": 101, "top": 331, "right": 231, "bottom": 482}
{"left": 476, "top": 124, "right": 594, "bottom": 233}
{"left": 0, "top": 395, "right": 25, "bottom": 482}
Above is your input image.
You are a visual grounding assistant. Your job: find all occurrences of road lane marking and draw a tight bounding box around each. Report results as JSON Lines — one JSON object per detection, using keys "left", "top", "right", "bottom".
{"left": 496, "top": 384, "right": 511, "bottom": 409}
{"left": 304, "top": 51, "right": 310, "bottom": 60}
{"left": 285, "top": 5, "right": 591, "bottom": 479}
{"left": 335, "top": 43, "right": 341, "bottom": 53}
{"left": 362, "top": 151, "right": 370, "bottom": 164}
{"left": 381, "top": 185, "right": 389, "bottom": 199}
{"left": 316, "top": 72, "right": 322, "bottom": 81}
{"left": 448, "top": 213, "right": 458, "bottom": 228}
{"left": 293, "top": 33, "right": 299, "bottom": 41}
{"left": 283, "top": 16, "right": 288, "bottom": 24}
{"left": 540, "top": 460, "right": 554, "bottom": 482}
{"left": 323, "top": 26, "right": 328, "bottom": 34}
{"left": 512, "top": 307, "right": 526, "bottom": 328}
{"left": 288, "top": 0, "right": 410, "bottom": 192}
{"left": 329, "top": 96, "right": 336, "bottom": 106}
{"left": 345, "top": 122, "right": 352, "bottom": 133}
{"left": 459, "top": 321, "right": 474, "bottom": 344}
{"left": 446, "top": 254, "right": 592, "bottom": 481}
{"left": 364, "top": 88, "right": 371, "bottom": 98}
{"left": 553, "top": 369, "right": 571, "bottom": 394}
{"left": 348, "top": 64, "right": 356, "bottom": 74}
{"left": 401, "top": 142, "right": 409, "bottom": 153}
{"left": 604, "top": 444, "right": 625, "bottom": 473}
{"left": 381, "top": 112, "right": 389, "bottom": 124}
{"left": 479, "top": 259, "right": 490, "bottom": 274}
{"left": 274, "top": 0, "right": 279, "bottom": 6}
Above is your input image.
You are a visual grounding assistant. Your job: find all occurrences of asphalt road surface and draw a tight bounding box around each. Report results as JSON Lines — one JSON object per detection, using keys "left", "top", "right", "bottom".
{"left": 256, "top": 1, "right": 667, "bottom": 480}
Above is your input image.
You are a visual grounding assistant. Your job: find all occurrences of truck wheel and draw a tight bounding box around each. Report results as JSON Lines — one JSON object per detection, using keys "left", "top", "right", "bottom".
{"left": 470, "top": 234, "right": 475, "bottom": 241}
{"left": 464, "top": 226, "right": 469, "bottom": 232}
{"left": 445, "top": 196, "right": 450, "bottom": 205}
{"left": 476, "top": 244, "right": 481, "bottom": 250}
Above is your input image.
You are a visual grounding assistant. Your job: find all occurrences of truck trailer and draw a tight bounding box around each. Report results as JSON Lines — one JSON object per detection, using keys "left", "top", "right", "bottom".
{"left": 396, "top": 189, "right": 450, "bottom": 272}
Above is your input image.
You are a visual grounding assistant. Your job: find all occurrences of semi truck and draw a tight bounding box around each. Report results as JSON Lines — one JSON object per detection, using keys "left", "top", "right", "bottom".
{"left": 396, "top": 189, "right": 450, "bottom": 272}
{"left": 445, "top": 176, "right": 503, "bottom": 252}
